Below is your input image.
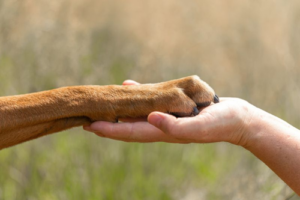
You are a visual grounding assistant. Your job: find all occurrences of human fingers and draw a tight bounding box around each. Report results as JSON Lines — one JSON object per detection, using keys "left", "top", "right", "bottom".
{"left": 84, "top": 121, "right": 189, "bottom": 143}
{"left": 122, "top": 80, "right": 140, "bottom": 86}
{"left": 148, "top": 112, "right": 204, "bottom": 142}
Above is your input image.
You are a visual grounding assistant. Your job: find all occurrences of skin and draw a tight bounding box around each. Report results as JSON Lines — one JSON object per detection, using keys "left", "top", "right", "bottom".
{"left": 84, "top": 80, "right": 300, "bottom": 195}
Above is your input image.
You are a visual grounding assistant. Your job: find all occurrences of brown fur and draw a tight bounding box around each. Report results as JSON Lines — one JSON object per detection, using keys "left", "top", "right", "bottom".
{"left": 0, "top": 75, "right": 216, "bottom": 149}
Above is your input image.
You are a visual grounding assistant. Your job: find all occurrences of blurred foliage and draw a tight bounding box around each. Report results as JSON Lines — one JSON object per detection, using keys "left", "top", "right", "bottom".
{"left": 0, "top": 0, "right": 299, "bottom": 199}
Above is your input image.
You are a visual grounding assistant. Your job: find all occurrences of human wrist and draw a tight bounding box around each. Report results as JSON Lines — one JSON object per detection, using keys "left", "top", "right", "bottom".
{"left": 229, "top": 100, "right": 264, "bottom": 147}
{"left": 238, "top": 104, "right": 294, "bottom": 151}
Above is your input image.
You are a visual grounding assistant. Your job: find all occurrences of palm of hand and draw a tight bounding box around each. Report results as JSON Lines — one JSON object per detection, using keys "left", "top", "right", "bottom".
{"left": 85, "top": 98, "right": 253, "bottom": 146}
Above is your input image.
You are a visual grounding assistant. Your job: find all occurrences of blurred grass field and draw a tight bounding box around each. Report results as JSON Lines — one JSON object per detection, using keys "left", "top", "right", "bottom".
{"left": 0, "top": 0, "right": 299, "bottom": 199}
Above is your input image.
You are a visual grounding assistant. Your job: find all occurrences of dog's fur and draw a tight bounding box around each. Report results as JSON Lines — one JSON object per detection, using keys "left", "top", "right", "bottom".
{"left": 0, "top": 75, "right": 217, "bottom": 149}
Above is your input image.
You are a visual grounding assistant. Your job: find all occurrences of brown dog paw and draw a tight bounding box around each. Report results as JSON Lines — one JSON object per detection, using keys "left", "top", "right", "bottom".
{"left": 154, "top": 75, "right": 218, "bottom": 117}
{"left": 87, "top": 75, "right": 218, "bottom": 121}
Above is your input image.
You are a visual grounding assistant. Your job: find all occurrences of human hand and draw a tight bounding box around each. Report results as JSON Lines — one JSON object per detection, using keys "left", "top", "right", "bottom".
{"left": 83, "top": 81, "right": 256, "bottom": 146}
{"left": 84, "top": 80, "right": 300, "bottom": 194}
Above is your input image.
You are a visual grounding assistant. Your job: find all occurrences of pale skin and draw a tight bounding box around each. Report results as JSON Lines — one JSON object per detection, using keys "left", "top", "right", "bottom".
{"left": 84, "top": 80, "right": 300, "bottom": 195}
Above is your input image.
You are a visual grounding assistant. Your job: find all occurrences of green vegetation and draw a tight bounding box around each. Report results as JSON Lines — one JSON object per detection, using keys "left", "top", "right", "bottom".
{"left": 0, "top": 131, "right": 242, "bottom": 199}
{"left": 0, "top": 0, "right": 299, "bottom": 199}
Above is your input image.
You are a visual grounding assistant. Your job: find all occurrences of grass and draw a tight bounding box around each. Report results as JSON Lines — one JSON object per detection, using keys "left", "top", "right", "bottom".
{"left": 0, "top": 130, "right": 240, "bottom": 199}
{"left": 0, "top": 0, "right": 299, "bottom": 199}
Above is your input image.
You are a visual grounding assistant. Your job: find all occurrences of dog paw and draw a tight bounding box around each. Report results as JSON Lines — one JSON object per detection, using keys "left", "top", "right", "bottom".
{"left": 157, "top": 75, "right": 218, "bottom": 117}
{"left": 88, "top": 75, "right": 218, "bottom": 121}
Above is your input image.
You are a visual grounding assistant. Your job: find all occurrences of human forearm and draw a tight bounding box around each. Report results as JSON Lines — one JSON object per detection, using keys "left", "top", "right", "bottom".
{"left": 243, "top": 107, "right": 300, "bottom": 194}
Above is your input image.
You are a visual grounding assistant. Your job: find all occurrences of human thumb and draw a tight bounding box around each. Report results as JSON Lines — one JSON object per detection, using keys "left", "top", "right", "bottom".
{"left": 148, "top": 112, "right": 176, "bottom": 134}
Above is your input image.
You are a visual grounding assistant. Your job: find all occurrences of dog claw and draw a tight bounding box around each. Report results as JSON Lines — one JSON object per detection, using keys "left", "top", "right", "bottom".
{"left": 214, "top": 94, "right": 219, "bottom": 103}
{"left": 192, "top": 107, "right": 199, "bottom": 116}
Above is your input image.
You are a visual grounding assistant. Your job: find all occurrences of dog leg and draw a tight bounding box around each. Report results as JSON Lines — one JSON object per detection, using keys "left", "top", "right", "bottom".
{"left": 0, "top": 75, "right": 217, "bottom": 149}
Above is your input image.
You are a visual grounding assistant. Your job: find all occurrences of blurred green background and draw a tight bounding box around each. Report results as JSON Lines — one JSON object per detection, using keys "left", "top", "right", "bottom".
{"left": 0, "top": 0, "right": 299, "bottom": 199}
